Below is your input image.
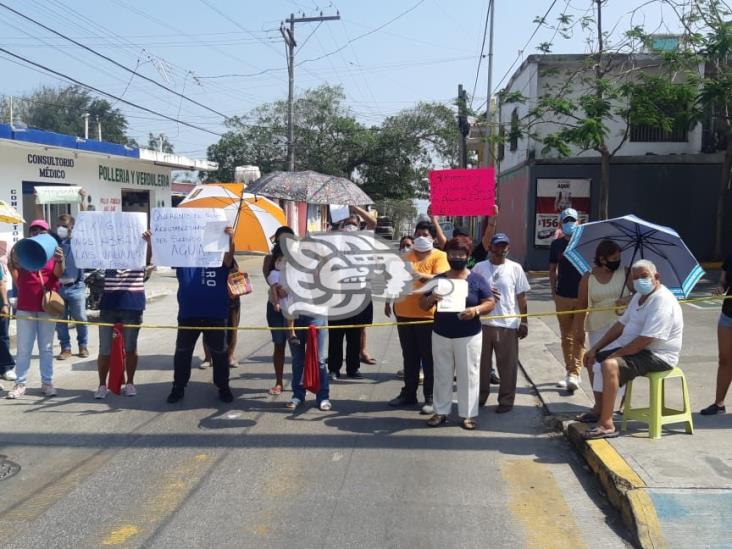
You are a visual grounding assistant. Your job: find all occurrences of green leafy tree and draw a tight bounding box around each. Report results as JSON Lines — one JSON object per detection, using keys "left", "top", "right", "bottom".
{"left": 0, "top": 85, "right": 132, "bottom": 144}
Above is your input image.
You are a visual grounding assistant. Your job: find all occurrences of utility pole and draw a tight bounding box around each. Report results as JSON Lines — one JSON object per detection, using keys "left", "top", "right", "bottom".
{"left": 280, "top": 11, "right": 340, "bottom": 172}
{"left": 82, "top": 112, "right": 89, "bottom": 139}
{"left": 457, "top": 84, "right": 469, "bottom": 168}
{"left": 96, "top": 116, "right": 102, "bottom": 141}
{"left": 484, "top": 0, "right": 495, "bottom": 167}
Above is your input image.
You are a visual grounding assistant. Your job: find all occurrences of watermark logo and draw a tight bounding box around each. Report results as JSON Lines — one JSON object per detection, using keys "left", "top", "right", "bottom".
{"left": 279, "top": 232, "right": 416, "bottom": 320}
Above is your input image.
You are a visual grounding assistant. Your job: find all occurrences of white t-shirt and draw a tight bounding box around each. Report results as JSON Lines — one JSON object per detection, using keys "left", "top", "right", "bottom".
{"left": 472, "top": 258, "right": 531, "bottom": 329}
{"left": 266, "top": 269, "right": 288, "bottom": 311}
{"left": 613, "top": 285, "right": 683, "bottom": 366}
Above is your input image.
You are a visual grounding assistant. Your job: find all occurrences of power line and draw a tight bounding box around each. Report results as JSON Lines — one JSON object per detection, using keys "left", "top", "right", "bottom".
{"left": 0, "top": 1, "right": 230, "bottom": 120}
{"left": 470, "top": 0, "right": 493, "bottom": 110}
{"left": 0, "top": 46, "right": 224, "bottom": 137}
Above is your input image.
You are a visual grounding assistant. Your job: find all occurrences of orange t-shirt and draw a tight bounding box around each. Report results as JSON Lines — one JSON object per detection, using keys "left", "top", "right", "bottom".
{"left": 394, "top": 249, "right": 450, "bottom": 319}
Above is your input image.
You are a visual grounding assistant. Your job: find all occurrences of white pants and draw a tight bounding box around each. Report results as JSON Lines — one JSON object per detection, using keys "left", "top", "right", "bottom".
{"left": 432, "top": 332, "right": 482, "bottom": 419}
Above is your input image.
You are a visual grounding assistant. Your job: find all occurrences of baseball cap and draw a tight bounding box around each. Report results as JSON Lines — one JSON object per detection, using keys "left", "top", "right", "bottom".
{"left": 29, "top": 219, "right": 50, "bottom": 231}
{"left": 490, "top": 232, "right": 510, "bottom": 245}
{"left": 560, "top": 208, "right": 578, "bottom": 221}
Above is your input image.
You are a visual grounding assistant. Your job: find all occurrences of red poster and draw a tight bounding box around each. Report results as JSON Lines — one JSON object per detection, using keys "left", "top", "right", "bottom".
{"left": 429, "top": 168, "right": 495, "bottom": 216}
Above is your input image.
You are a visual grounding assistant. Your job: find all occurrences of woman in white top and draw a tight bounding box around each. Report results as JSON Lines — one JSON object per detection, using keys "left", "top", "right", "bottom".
{"left": 574, "top": 240, "right": 632, "bottom": 421}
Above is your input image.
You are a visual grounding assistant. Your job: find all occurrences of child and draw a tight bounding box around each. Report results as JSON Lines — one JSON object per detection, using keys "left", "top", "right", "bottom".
{"left": 266, "top": 253, "right": 298, "bottom": 346}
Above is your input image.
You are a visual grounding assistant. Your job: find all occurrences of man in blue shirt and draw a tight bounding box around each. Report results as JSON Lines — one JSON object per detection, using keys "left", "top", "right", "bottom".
{"left": 167, "top": 226, "right": 236, "bottom": 404}
{"left": 55, "top": 209, "right": 89, "bottom": 360}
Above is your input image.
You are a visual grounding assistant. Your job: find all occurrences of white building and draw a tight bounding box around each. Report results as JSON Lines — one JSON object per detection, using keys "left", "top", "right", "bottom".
{"left": 0, "top": 123, "right": 216, "bottom": 248}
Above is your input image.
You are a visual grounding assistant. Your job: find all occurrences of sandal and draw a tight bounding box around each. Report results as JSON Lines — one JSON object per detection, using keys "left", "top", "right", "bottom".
{"left": 461, "top": 418, "right": 477, "bottom": 431}
{"left": 583, "top": 427, "right": 619, "bottom": 440}
{"left": 288, "top": 335, "right": 300, "bottom": 345}
{"left": 268, "top": 385, "right": 283, "bottom": 395}
{"left": 426, "top": 414, "right": 448, "bottom": 427}
{"left": 575, "top": 412, "right": 599, "bottom": 424}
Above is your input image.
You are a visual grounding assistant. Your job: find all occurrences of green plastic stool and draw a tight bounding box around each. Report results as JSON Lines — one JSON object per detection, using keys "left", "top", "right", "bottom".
{"left": 621, "top": 367, "right": 694, "bottom": 439}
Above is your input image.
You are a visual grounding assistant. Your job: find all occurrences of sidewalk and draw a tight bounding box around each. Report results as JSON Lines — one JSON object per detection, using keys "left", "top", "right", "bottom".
{"left": 523, "top": 273, "right": 732, "bottom": 548}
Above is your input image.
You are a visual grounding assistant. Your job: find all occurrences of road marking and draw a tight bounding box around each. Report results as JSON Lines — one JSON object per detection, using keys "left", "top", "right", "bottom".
{"left": 97, "top": 453, "right": 214, "bottom": 546}
{"left": 501, "top": 459, "right": 586, "bottom": 548}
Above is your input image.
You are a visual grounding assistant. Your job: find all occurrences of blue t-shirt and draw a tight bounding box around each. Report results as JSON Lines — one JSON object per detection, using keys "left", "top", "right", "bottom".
{"left": 431, "top": 272, "right": 493, "bottom": 339}
{"left": 101, "top": 270, "right": 146, "bottom": 312}
{"left": 176, "top": 266, "right": 229, "bottom": 321}
{"left": 60, "top": 239, "right": 82, "bottom": 283}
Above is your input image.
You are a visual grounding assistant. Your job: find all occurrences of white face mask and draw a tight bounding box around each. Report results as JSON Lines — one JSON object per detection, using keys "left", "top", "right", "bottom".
{"left": 413, "top": 236, "right": 434, "bottom": 252}
{"left": 57, "top": 226, "right": 69, "bottom": 239}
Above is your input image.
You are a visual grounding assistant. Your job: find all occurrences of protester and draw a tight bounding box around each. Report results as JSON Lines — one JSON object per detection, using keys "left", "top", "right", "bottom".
{"left": 93, "top": 231, "right": 152, "bottom": 399}
{"left": 421, "top": 236, "right": 495, "bottom": 430}
{"left": 224, "top": 259, "right": 242, "bottom": 368}
{"left": 267, "top": 247, "right": 298, "bottom": 344}
{"left": 398, "top": 235, "right": 413, "bottom": 254}
{"left": 700, "top": 252, "right": 732, "bottom": 415}
{"left": 549, "top": 207, "right": 584, "bottom": 391}
{"left": 0, "top": 262, "right": 16, "bottom": 386}
{"left": 6, "top": 220, "right": 64, "bottom": 399}
{"left": 573, "top": 240, "right": 632, "bottom": 414}
{"left": 329, "top": 206, "right": 377, "bottom": 379}
{"left": 288, "top": 313, "right": 331, "bottom": 411}
{"left": 582, "top": 260, "right": 683, "bottom": 439}
{"left": 167, "top": 227, "right": 236, "bottom": 404}
{"left": 473, "top": 233, "right": 530, "bottom": 413}
{"left": 263, "top": 226, "right": 294, "bottom": 395}
{"left": 55, "top": 211, "right": 89, "bottom": 360}
{"left": 386, "top": 219, "right": 450, "bottom": 413}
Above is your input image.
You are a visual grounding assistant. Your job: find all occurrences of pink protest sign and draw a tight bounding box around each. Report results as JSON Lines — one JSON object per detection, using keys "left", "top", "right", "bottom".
{"left": 429, "top": 168, "right": 495, "bottom": 216}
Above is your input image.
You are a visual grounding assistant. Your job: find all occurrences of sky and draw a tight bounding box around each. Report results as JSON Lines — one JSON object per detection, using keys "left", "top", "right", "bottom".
{"left": 0, "top": 0, "right": 685, "bottom": 161}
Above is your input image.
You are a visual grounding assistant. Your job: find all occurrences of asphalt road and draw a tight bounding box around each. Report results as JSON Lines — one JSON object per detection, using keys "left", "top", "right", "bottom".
{"left": 0, "top": 266, "right": 630, "bottom": 549}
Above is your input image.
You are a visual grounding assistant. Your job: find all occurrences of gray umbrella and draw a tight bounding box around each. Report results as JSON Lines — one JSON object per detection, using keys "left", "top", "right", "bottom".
{"left": 246, "top": 170, "right": 374, "bottom": 206}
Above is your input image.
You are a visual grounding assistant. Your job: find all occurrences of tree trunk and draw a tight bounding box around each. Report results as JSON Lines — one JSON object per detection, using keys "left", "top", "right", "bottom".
{"left": 715, "top": 138, "right": 732, "bottom": 259}
{"left": 599, "top": 147, "right": 610, "bottom": 220}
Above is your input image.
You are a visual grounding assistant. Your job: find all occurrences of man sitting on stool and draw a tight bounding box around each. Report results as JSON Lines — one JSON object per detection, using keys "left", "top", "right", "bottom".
{"left": 582, "top": 259, "right": 683, "bottom": 439}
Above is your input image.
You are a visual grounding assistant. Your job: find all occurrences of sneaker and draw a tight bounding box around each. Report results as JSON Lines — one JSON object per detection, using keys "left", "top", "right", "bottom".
{"left": 421, "top": 398, "right": 434, "bottom": 415}
{"left": 2, "top": 369, "right": 17, "bottom": 382}
{"left": 56, "top": 349, "right": 72, "bottom": 361}
{"left": 166, "top": 385, "right": 185, "bottom": 404}
{"left": 199, "top": 360, "right": 210, "bottom": 370}
{"left": 396, "top": 369, "right": 405, "bottom": 379}
{"left": 389, "top": 394, "right": 418, "bottom": 407}
{"left": 319, "top": 399, "right": 332, "bottom": 411}
{"left": 286, "top": 397, "right": 302, "bottom": 410}
{"left": 490, "top": 372, "right": 501, "bottom": 385}
{"left": 346, "top": 370, "right": 364, "bottom": 379}
{"left": 556, "top": 376, "right": 569, "bottom": 389}
{"left": 219, "top": 387, "right": 234, "bottom": 403}
{"left": 6, "top": 383, "right": 25, "bottom": 399}
{"left": 94, "top": 385, "right": 108, "bottom": 399}
{"left": 78, "top": 347, "right": 89, "bottom": 358}
{"left": 329, "top": 371, "right": 340, "bottom": 381}
{"left": 567, "top": 375, "right": 580, "bottom": 392}
{"left": 123, "top": 383, "right": 137, "bottom": 397}
{"left": 701, "top": 403, "right": 726, "bottom": 416}
{"left": 41, "top": 383, "right": 57, "bottom": 397}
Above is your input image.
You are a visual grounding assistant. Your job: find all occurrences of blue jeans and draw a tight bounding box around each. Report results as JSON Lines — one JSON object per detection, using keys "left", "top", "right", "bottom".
{"left": 56, "top": 282, "right": 88, "bottom": 350}
{"left": 290, "top": 315, "right": 329, "bottom": 403}
{"left": 0, "top": 314, "right": 14, "bottom": 372}
{"left": 15, "top": 310, "right": 55, "bottom": 385}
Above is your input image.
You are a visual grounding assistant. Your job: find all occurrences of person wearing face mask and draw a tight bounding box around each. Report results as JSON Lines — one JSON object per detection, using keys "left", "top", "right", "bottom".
{"left": 472, "top": 233, "right": 531, "bottom": 413}
{"left": 581, "top": 260, "right": 683, "bottom": 439}
{"left": 549, "top": 207, "right": 585, "bottom": 392}
{"left": 420, "top": 236, "right": 495, "bottom": 430}
{"left": 55, "top": 207, "right": 89, "bottom": 360}
{"left": 398, "top": 235, "right": 413, "bottom": 255}
{"left": 386, "top": 220, "right": 450, "bottom": 412}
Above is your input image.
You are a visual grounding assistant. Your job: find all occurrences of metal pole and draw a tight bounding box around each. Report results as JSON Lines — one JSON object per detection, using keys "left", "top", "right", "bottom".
{"left": 83, "top": 112, "right": 89, "bottom": 139}
{"left": 484, "top": 0, "right": 495, "bottom": 167}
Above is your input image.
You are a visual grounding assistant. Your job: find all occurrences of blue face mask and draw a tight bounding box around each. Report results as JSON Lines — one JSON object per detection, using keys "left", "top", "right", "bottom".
{"left": 562, "top": 222, "right": 576, "bottom": 236}
{"left": 633, "top": 277, "right": 655, "bottom": 295}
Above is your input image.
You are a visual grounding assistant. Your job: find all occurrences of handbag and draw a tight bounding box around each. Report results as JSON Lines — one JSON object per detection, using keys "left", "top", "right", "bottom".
{"left": 227, "top": 271, "right": 252, "bottom": 298}
{"left": 38, "top": 271, "right": 65, "bottom": 317}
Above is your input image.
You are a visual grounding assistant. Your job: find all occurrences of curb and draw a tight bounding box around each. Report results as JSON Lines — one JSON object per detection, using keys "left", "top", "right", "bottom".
{"left": 521, "top": 361, "right": 665, "bottom": 549}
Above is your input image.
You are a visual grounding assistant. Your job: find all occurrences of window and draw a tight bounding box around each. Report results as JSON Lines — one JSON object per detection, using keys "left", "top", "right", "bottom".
{"left": 629, "top": 124, "right": 687, "bottom": 143}
{"left": 509, "top": 108, "right": 519, "bottom": 151}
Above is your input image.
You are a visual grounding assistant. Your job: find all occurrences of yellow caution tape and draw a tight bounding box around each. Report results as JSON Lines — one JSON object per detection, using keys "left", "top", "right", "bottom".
{"left": 1, "top": 294, "right": 729, "bottom": 332}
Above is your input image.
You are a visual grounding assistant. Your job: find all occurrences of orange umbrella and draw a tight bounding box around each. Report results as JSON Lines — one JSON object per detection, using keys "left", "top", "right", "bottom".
{"left": 179, "top": 184, "right": 286, "bottom": 253}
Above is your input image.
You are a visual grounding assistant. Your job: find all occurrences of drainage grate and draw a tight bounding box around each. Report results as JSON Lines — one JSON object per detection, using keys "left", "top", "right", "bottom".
{"left": 0, "top": 455, "right": 20, "bottom": 481}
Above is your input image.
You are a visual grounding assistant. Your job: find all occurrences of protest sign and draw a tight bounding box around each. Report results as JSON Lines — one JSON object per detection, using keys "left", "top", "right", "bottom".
{"left": 329, "top": 204, "right": 350, "bottom": 223}
{"left": 429, "top": 168, "right": 495, "bottom": 216}
{"left": 35, "top": 186, "right": 82, "bottom": 205}
{"left": 151, "top": 208, "right": 228, "bottom": 267}
{"left": 202, "top": 221, "right": 230, "bottom": 253}
{"left": 72, "top": 212, "right": 148, "bottom": 269}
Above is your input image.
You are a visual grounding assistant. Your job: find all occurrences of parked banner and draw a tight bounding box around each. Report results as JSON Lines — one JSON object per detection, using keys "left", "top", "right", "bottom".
{"left": 429, "top": 168, "right": 495, "bottom": 216}
{"left": 72, "top": 211, "right": 148, "bottom": 269}
{"left": 534, "top": 178, "right": 590, "bottom": 246}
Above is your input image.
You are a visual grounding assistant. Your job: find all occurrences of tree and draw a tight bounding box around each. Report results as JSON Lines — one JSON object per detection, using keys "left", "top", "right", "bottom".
{"left": 0, "top": 85, "right": 133, "bottom": 144}
{"left": 147, "top": 132, "right": 175, "bottom": 153}
{"left": 499, "top": 2, "right": 694, "bottom": 219}
{"left": 375, "top": 198, "right": 417, "bottom": 237}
